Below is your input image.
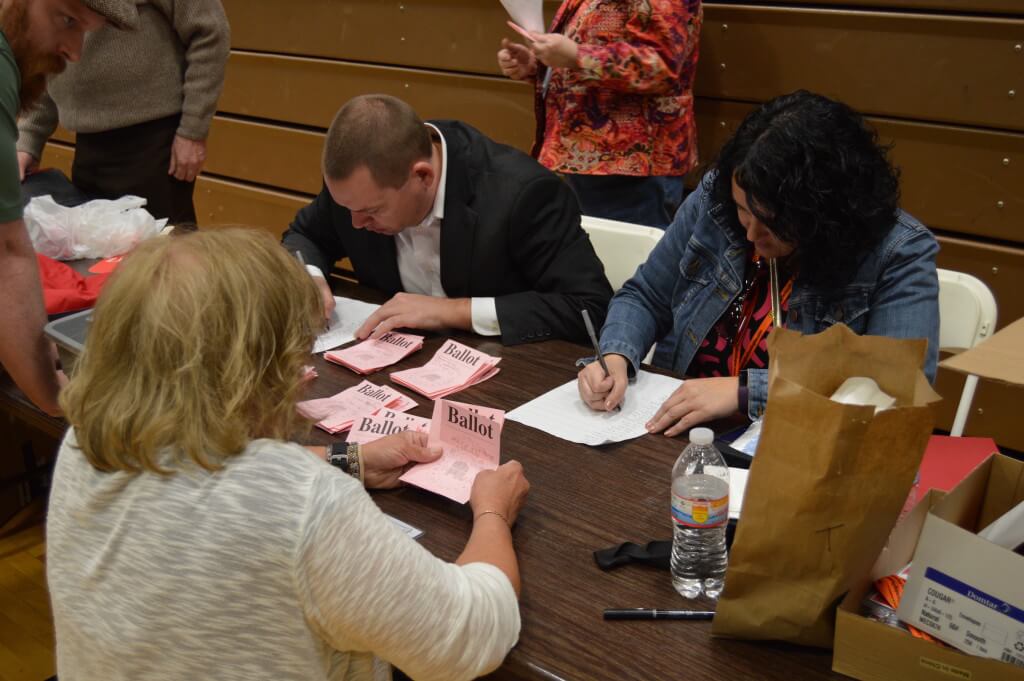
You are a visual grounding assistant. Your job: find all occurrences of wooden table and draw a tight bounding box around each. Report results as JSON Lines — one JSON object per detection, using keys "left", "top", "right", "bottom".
{"left": 305, "top": 282, "right": 842, "bottom": 681}
{"left": 0, "top": 277, "right": 844, "bottom": 680}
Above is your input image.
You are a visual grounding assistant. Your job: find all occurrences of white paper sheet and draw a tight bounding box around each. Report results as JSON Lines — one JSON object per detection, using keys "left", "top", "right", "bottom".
{"left": 730, "top": 418, "right": 762, "bottom": 456}
{"left": 499, "top": 0, "right": 544, "bottom": 33}
{"left": 728, "top": 467, "right": 749, "bottom": 520}
{"left": 386, "top": 514, "right": 424, "bottom": 540}
{"left": 507, "top": 371, "right": 683, "bottom": 446}
{"left": 313, "top": 297, "right": 381, "bottom": 354}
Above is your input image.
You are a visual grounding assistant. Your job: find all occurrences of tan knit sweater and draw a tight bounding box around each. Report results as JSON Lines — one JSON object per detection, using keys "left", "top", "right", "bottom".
{"left": 17, "top": 0, "right": 230, "bottom": 159}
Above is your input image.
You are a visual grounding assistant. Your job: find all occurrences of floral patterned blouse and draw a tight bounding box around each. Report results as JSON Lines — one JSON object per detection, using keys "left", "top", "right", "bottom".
{"left": 533, "top": 0, "right": 703, "bottom": 177}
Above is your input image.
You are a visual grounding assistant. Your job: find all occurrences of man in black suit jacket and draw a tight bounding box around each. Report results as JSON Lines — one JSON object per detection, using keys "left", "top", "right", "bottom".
{"left": 282, "top": 94, "right": 612, "bottom": 346}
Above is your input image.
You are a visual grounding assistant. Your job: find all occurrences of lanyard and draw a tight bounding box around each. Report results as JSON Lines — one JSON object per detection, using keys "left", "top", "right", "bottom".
{"left": 729, "top": 259, "right": 793, "bottom": 376}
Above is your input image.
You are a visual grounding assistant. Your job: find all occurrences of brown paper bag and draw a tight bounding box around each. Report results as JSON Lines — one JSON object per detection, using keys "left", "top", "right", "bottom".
{"left": 711, "top": 324, "right": 941, "bottom": 648}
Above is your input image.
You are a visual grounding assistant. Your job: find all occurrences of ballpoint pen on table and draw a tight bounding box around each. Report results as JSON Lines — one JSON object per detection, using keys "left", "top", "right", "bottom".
{"left": 581, "top": 308, "right": 622, "bottom": 411}
{"left": 603, "top": 609, "right": 715, "bottom": 621}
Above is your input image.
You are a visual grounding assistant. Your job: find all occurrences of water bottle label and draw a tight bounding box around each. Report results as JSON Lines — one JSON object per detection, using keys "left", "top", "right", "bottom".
{"left": 671, "top": 493, "right": 729, "bottom": 528}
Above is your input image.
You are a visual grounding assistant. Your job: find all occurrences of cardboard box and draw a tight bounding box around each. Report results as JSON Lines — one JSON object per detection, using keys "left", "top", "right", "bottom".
{"left": 833, "top": 456, "right": 1024, "bottom": 681}
{"left": 834, "top": 315, "right": 1024, "bottom": 680}
{"left": 940, "top": 317, "right": 1024, "bottom": 387}
{"left": 897, "top": 455, "right": 1024, "bottom": 666}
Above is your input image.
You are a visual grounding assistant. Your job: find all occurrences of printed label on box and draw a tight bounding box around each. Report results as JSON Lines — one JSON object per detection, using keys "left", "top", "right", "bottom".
{"left": 918, "top": 657, "right": 972, "bottom": 679}
{"left": 912, "top": 567, "right": 1024, "bottom": 667}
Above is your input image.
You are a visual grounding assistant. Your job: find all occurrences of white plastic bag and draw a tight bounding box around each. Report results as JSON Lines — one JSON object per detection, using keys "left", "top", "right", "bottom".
{"left": 25, "top": 194, "right": 168, "bottom": 260}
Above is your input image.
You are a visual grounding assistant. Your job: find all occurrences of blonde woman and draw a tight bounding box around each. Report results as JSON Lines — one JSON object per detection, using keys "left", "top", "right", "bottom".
{"left": 48, "top": 229, "right": 529, "bottom": 681}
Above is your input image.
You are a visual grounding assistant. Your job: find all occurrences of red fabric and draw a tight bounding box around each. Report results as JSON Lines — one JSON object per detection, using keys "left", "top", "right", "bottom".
{"left": 88, "top": 255, "right": 125, "bottom": 274}
{"left": 36, "top": 254, "right": 112, "bottom": 315}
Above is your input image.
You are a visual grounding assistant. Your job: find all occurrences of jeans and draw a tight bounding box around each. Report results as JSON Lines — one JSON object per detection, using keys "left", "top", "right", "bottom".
{"left": 563, "top": 174, "right": 684, "bottom": 229}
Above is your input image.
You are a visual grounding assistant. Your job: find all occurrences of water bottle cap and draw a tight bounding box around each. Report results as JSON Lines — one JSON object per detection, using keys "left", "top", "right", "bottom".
{"left": 689, "top": 427, "right": 714, "bottom": 445}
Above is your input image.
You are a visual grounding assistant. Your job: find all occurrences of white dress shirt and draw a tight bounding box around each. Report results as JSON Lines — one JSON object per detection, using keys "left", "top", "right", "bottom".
{"left": 311, "top": 124, "right": 500, "bottom": 336}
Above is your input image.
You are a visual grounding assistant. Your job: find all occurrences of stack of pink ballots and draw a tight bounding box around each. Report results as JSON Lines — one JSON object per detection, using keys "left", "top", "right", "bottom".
{"left": 400, "top": 399, "right": 505, "bottom": 504}
{"left": 390, "top": 339, "right": 500, "bottom": 399}
{"left": 325, "top": 332, "right": 425, "bottom": 374}
{"left": 297, "top": 380, "right": 417, "bottom": 434}
{"left": 346, "top": 408, "right": 431, "bottom": 445}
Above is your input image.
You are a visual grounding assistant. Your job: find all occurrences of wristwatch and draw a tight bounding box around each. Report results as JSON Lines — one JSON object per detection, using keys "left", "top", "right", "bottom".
{"left": 327, "top": 442, "right": 363, "bottom": 483}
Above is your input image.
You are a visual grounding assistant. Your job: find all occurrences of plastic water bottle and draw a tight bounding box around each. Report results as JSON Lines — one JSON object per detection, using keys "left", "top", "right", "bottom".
{"left": 670, "top": 427, "right": 730, "bottom": 599}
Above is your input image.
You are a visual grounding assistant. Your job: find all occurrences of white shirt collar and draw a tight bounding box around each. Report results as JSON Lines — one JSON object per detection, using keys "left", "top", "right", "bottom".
{"left": 419, "top": 123, "right": 447, "bottom": 227}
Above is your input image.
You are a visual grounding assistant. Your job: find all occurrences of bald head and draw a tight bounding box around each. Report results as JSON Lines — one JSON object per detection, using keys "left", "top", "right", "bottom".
{"left": 322, "top": 94, "right": 433, "bottom": 188}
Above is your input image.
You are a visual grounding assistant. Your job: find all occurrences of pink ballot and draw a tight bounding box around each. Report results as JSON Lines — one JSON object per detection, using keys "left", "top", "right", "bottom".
{"left": 390, "top": 339, "right": 501, "bottom": 399}
{"left": 400, "top": 399, "right": 505, "bottom": 504}
{"left": 325, "top": 332, "right": 424, "bottom": 374}
{"left": 346, "top": 408, "right": 431, "bottom": 445}
{"left": 297, "top": 380, "right": 416, "bottom": 434}
{"left": 389, "top": 393, "right": 419, "bottom": 413}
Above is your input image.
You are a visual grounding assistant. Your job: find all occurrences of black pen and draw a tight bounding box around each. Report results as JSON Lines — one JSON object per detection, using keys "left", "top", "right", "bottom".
{"left": 581, "top": 309, "right": 622, "bottom": 411}
{"left": 603, "top": 609, "right": 715, "bottom": 621}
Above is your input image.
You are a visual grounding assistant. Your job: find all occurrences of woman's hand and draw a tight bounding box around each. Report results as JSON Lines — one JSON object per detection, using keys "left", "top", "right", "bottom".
{"left": 497, "top": 38, "right": 537, "bottom": 80}
{"left": 530, "top": 33, "right": 579, "bottom": 69}
{"left": 646, "top": 376, "right": 741, "bottom": 437}
{"left": 470, "top": 460, "right": 530, "bottom": 527}
{"left": 577, "top": 354, "right": 629, "bottom": 411}
{"left": 360, "top": 431, "right": 442, "bottom": 489}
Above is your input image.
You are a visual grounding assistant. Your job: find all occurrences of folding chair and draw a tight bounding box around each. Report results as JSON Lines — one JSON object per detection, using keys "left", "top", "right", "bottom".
{"left": 937, "top": 269, "right": 998, "bottom": 436}
{"left": 580, "top": 215, "right": 664, "bottom": 291}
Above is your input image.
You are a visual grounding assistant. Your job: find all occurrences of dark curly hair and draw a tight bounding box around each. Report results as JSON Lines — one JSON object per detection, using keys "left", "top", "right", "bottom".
{"left": 707, "top": 90, "right": 901, "bottom": 289}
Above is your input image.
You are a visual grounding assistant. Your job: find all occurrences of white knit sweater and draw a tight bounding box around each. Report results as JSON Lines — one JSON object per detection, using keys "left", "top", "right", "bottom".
{"left": 47, "top": 431, "right": 520, "bottom": 681}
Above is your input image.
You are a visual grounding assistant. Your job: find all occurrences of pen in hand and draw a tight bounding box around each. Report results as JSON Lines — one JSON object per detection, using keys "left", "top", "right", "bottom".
{"left": 581, "top": 309, "right": 622, "bottom": 412}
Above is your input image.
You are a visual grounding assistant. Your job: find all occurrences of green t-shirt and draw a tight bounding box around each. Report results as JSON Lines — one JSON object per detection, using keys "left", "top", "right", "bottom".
{"left": 0, "top": 30, "right": 23, "bottom": 223}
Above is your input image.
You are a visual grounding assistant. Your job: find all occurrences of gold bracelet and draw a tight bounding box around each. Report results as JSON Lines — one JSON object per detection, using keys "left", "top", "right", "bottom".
{"left": 474, "top": 509, "right": 511, "bottom": 528}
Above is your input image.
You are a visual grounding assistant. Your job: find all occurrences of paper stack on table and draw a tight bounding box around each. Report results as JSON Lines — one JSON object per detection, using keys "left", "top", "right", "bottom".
{"left": 312, "top": 297, "right": 381, "bottom": 354}
{"left": 346, "top": 408, "right": 431, "bottom": 445}
{"left": 506, "top": 370, "right": 683, "bottom": 446}
{"left": 400, "top": 399, "right": 505, "bottom": 504}
{"left": 390, "top": 339, "right": 500, "bottom": 399}
{"left": 325, "top": 331, "right": 425, "bottom": 374}
{"left": 298, "top": 380, "right": 417, "bottom": 434}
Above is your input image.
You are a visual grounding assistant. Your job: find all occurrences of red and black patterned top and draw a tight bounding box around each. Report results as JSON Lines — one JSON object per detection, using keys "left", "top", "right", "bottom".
{"left": 687, "top": 253, "right": 793, "bottom": 379}
{"left": 532, "top": 0, "right": 703, "bottom": 177}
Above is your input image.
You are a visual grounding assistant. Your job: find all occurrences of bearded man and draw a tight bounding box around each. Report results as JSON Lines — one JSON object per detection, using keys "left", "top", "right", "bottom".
{"left": 0, "top": 0, "right": 136, "bottom": 416}
{"left": 16, "top": 1, "right": 230, "bottom": 225}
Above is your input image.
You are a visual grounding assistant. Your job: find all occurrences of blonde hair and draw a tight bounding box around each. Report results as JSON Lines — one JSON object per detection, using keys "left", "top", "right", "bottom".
{"left": 60, "top": 229, "right": 322, "bottom": 473}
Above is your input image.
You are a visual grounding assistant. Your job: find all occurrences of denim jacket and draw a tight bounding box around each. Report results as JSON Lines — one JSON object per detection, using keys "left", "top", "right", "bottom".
{"left": 598, "top": 180, "right": 940, "bottom": 420}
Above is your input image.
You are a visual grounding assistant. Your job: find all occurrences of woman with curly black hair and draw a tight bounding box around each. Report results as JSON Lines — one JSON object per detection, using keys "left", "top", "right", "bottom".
{"left": 577, "top": 90, "right": 939, "bottom": 435}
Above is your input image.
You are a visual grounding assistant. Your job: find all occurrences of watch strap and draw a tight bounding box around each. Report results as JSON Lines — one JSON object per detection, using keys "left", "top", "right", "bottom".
{"left": 327, "top": 442, "right": 363, "bottom": 483}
